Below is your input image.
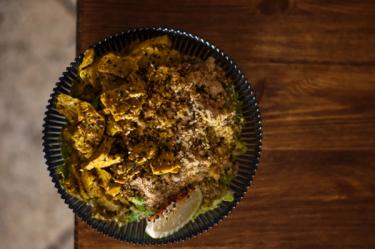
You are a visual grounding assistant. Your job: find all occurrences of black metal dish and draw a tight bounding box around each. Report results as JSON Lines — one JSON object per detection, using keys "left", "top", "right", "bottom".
{"left": 42, "top": 27, "right": 262, "bottom": 245}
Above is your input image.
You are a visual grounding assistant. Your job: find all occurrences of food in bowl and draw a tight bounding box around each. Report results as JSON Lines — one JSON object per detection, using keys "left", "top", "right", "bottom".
{"left": 55, "top": 35, "right": 246, "bottom": 238}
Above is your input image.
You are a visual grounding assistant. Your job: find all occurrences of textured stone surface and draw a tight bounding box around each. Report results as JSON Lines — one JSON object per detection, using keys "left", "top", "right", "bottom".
{"left": 0, "top": 1, "right": 75, "bottom": 249}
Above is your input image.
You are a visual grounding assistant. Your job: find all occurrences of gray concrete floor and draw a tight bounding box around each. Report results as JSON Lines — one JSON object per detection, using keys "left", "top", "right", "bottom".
{"left": 0, "top": 1, "right": 76, "bottom": 248}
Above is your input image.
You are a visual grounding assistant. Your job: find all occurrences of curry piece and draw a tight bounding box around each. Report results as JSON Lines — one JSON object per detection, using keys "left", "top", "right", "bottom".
{"left": 78, "top": 48, "right": 100, "bottom": 90}
{"left": 150, "top": 151, "right": 180, "bottom": 175}
{"left": 106, "top": 115, "right": 123, "bottom": 136}
{"left": 83, "top": 137, "right": 123, "bottom": 170}
{"left": 130, "top": 35, "right": 172, "bottom": 55}
{"left": 110, "top": 163, "right": 141, "bottom": 184}
{"left": 79, "top": 48, "right": 95, "bottom": 70}
{"left": 81, "top": 169, "right": 103, "bottom": 198}
{"left": 56, "top": 94, "right": 105, "bottom": 159}
{"left": 100, "top": 76, "right": 146, "bottom": 122}
{"left": 97, "top": 53, "right": 138, "bottom": 78}
{"left": 128, "top": 141, "right": 157, "bottom": 166}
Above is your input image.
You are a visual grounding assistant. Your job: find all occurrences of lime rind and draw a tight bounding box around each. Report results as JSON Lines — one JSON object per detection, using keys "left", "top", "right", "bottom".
{"left": 145, "top": 188, "right": 203, "bottom": 238}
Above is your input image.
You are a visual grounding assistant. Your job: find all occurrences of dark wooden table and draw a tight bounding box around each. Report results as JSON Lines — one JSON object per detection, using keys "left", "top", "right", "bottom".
{"left": 75, "top": 0, "right": 375, "bottom": 248}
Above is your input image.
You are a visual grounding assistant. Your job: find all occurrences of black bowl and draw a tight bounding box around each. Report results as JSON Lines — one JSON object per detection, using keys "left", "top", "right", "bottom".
{"left": 42, "top": 27, "right": 262, "bottom": 245}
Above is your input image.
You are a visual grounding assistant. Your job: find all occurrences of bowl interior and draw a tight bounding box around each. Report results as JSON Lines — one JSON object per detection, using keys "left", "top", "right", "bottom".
{"left": 42, "top": 27, "right": 262, "bottom": 245}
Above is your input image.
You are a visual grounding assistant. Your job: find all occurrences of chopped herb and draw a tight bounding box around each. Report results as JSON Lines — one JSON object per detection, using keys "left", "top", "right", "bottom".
{"left": 193, "top": 190, "right": 234, "bottom": 220}
{"left": 91, "top": 95, "right": 101, "bottom": 109}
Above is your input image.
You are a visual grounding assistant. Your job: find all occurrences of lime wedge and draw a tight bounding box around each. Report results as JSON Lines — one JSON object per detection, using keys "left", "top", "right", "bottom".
{"left": 145, "top": 187, "right": 203, "bottom": 239}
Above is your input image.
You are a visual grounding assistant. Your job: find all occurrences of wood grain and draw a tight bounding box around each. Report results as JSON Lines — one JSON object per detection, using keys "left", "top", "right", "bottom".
{"left": 76, "top": 0, "right": 375, "bottom": 248}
